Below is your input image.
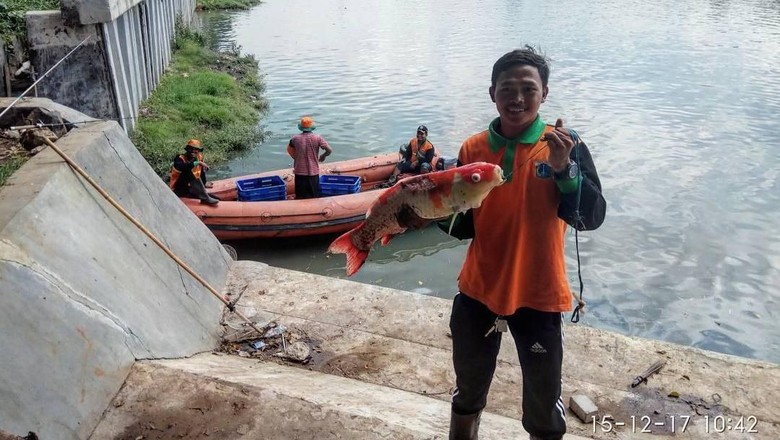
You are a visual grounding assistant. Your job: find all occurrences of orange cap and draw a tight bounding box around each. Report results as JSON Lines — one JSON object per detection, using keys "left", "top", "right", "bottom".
{"left": 298, "top": 116, "right": 316, "bottom": 132}
{"left": 186, "top": 139, "right": 202, "bottom": 150}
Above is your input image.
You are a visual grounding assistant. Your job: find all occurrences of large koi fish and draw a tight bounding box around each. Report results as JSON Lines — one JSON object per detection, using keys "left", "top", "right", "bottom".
{"left": 328, "top": 162, "right": 505, "bottom": 276}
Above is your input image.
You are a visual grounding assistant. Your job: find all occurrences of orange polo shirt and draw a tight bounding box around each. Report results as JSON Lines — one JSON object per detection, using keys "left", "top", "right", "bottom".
{"left": 457, "top": 119, "right": 572, "bottom": 315}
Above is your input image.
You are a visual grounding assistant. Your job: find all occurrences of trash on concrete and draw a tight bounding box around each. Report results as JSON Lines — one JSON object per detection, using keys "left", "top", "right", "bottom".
{"left": 218, "top": 320, "right": 320, "bottom": 364}
{"left": 264, "top": 324, "right": 287, "bottom": 338}
{"left": 569, "top": 394, "right": 599, "bottom": 423}
{"left": 274, "top": 341, "right": 311, "bottom": 363}
{"left": 20, "top": 127, "right": 58, "bottom": 151}
{"left": 631, "top": 358, "right": 667, "bottom": 387}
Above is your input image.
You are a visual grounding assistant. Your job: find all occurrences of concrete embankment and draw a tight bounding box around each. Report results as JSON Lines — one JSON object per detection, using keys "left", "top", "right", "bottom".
{"left": 0, "top": 98, "right": 229, "bottom": 439}
{"left": 93, "top": 262, "right": 780, "bottom": 440}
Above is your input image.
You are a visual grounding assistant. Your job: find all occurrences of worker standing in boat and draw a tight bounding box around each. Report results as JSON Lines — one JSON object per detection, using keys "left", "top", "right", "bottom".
{"left": 169, "top": 139, "right": 219, "bottom": 205}
{"left": 387, "top": 125, "right": 437, "bottom": 185}
{"left": 287, "top": 116, "right": 333, "bottom": 199}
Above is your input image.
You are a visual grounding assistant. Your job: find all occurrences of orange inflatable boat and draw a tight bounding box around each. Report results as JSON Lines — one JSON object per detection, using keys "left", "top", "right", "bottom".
{"left": 181, "top": 153, "right": 399, "bottom": 240}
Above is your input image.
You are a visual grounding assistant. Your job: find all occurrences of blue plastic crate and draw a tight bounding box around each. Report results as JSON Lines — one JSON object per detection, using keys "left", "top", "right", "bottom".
{"left": 236, "top": 175, "right": 287, "bottom": 201}
{"left": 320, "top": 174, "right": 361, "bottom": 196}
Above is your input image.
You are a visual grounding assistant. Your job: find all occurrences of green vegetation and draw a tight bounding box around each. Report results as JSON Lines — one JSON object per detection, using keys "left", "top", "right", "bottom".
{"left": 0, "top": 154, "right": 27, "bottom": 186}
{"left": 197, "top": 0, "right": 261, "bottom": 11}
{"left": 0, "top": 0, "right": 60, "bottom": 44}
{"left": 132, "top": 24, "right": 268, "bottom": 176}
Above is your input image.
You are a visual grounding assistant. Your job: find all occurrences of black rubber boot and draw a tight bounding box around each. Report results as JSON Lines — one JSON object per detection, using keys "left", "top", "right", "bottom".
{"left": 449, "top": 410, "right": 481, "bottom": 440}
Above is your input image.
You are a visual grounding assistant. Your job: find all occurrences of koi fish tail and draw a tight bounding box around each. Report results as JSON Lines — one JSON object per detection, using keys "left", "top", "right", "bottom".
{"left": 328, "top": 230, "right": 370, "bottom": 277}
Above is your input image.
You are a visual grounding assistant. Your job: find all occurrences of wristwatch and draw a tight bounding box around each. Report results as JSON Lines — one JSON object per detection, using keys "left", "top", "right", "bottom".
{"left": 553, "top": 162, "right": 579, "bottom": 181}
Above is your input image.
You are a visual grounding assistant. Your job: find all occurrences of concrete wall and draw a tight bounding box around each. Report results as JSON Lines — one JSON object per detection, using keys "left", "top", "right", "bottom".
{"left": 26, "top": 0, "right": 196, "bottom": 131}
{"left": 0, "top": 98, "right": 230, "bottom": 439}
{"left": 61, "top": 0, "right": 143, "bottom": 25}
{"left": 25, "top": 13, "right": 117, "bottom": 122}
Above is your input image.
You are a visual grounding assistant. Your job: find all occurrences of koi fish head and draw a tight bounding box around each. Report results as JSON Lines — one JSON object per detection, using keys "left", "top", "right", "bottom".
{"left": 443, "top": 162, "right": 504, "bottom": 211}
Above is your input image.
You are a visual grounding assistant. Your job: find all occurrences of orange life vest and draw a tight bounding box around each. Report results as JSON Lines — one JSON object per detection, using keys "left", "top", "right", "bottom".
{"left": 169, "top": 152, "right": 203, "bottom": 190}
{"left": 409, "top": 138, "right": 435, "bottom": 166}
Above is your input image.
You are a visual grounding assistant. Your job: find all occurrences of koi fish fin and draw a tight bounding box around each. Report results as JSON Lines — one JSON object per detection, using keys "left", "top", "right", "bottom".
{"left": 447, "top": 212, "right": 460, "bottom": 236}
{"left": 380, "top": 233, "right": 399, "bottom": 246}
{"left": 328, "top": 231, "right": 369, "bottom": 277}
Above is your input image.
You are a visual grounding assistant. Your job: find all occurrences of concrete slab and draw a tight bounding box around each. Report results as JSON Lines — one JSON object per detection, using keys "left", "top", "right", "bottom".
{"left": 59, "top": 0, "right": 142, "bottom": 25}
{"left": 212, "top": 261, "right": 780, "bottom": 439}
{"left": 92, "top": 354, "right": 592, "bottom": 440}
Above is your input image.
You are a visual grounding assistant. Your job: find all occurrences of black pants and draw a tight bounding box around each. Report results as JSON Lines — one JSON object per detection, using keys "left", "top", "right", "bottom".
{"left": 397, "top": 160, "right": 432, "bottom": 174}
{"left": 450, "top": 292, "right": 566, "bottom": 439}
{"left": 295, "top": 174, "right": 320, "bottom": 199}
{"left": 187, "top": 179, "right": 215, "bottom": 202}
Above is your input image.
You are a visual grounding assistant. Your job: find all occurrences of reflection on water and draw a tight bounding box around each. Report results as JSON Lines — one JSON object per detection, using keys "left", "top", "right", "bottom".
{"left": 229, "top": 225, "right": 466, "bottom": 294}
{"left": 202, "top": 0, "right": 780, "bottom": 363}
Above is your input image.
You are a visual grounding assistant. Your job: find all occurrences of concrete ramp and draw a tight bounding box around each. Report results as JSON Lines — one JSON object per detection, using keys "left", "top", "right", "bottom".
{"left": 91, "top": 354, "right": 573, "bottom": 440}
{"left": 0, "top": 99, "right": 229, "bottom": 439}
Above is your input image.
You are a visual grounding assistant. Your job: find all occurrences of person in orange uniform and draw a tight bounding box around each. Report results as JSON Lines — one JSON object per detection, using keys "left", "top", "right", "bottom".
{"left": 387, "top": 125, "right": 436, "bottom": 185}
{"left": 400, "top": 47, "right": 607, "bottom": 439}
{"left": 169, "top": 139, "right": 219, "bottom": 205}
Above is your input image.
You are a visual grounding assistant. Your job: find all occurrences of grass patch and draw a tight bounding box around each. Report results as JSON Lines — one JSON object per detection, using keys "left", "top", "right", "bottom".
{"left": 132, "top": 24, "right": 268, "bottom": 176}
{"left": 0, "top": 154, "right": 28, "bottom": 186}
{"left": 197, "top": 0, "right": 261, "bottom": 11}
{"left": 1, "top": 0, "right": 61, "bottom": 44}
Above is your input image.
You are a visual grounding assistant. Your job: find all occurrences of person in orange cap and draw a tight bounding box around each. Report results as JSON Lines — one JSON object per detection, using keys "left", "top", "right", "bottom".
{"left": 169, "top": 139, "right": 219, "bottom": 205}
{"left": 286, "top": 116, "right": 333, "bottom": 199}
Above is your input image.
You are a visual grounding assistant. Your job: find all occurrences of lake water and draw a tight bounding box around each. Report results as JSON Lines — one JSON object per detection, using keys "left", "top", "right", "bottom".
{"left": 202, "top": 0, "right": 780, "bottom": 363}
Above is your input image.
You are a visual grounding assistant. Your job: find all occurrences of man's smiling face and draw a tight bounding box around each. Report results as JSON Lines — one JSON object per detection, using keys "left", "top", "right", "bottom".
{"left": 489, "top": 64, "right": 548, "bottom": 138}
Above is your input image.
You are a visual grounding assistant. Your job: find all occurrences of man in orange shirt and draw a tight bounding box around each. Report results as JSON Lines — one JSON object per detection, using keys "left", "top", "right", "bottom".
{"left": 435, "top": 47, "right": 606, "bottom": 439}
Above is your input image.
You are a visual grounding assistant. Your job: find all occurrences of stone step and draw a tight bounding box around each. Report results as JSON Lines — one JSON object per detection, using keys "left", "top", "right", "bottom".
{"left": 91, "top": 354, "right": 591, "bottom": 439}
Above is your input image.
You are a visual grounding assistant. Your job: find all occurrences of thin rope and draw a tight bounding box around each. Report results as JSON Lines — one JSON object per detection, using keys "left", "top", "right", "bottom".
{"left": 0, "top": 35, "right": 92, "bottom": 121}
{"left": 38, "top": 135, "right": 264, "bottom": 335}
{"left": 568, "top": 129, "right": 586, "bottom": 323}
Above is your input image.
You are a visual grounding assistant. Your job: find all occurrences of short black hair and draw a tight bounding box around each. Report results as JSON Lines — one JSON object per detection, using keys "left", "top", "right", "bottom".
{"left": 491, "top": 46, "right": 550, "bottom": 87}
